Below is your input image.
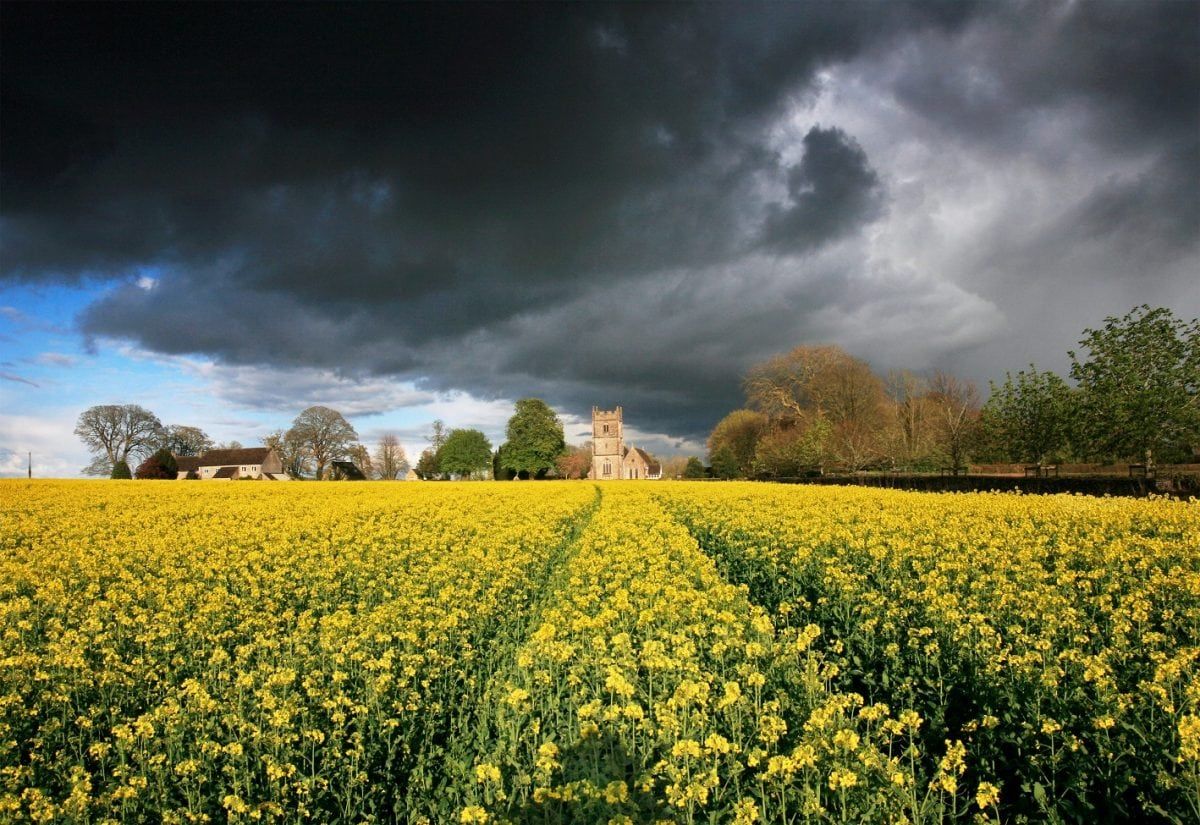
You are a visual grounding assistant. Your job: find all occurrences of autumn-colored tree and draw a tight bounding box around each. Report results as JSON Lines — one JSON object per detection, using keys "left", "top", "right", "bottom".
{"left": 555, "top": 443, "right": 592, "bottom": 479}
{"left": 265, "top": 429, "right": 312, "bottom": 479}
{"left": 754, "top": 418, "right": 831, "bottom": 477}
{"left": 347, "top": 443, "right": 374, "bottom": 478}
{"left": 135, "top": 448, "right": 178, "bottom": 480}
{"left": 745, "top": 345, "right": 886, "bottom": 471}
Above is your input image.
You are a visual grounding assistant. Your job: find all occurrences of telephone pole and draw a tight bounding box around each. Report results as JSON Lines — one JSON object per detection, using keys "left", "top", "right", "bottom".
{"left": 27, "top": 451, "right": 32, "bottom": 479}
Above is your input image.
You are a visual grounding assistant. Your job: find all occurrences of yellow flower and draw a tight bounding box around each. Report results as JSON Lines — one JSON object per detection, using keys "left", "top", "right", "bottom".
{"left": 976, "top": 781, "right": 1001, "bottom": 809}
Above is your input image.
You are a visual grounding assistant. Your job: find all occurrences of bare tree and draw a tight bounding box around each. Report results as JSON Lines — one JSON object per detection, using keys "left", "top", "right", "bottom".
{"left": 74, "top": 404, "right": 163, "bottom": 475}
{"left": 427, "top": 419, "right": 448, "bottom": 452}
{"left": 265, "top": 429, "right": 312, "bottom": 479}
{"left": 161, "top": 425, "right": 213, "bottom": 456}
{"left": 928, "top": 371, "right": 981, "bottom": 473}
{"left": 374, "top": 434, "right": 409, "bottom": 480}
{"left": 347, "top": 443, "right": 374, "bottom": 478}
{"left": 286, "top": 406, "right": 358, "bottom": 480}
{"left": 884, "top": 370, "right": 933, "bottom": 469}
{"left": 658, "top": 455, "right": 689, "bottom": 480}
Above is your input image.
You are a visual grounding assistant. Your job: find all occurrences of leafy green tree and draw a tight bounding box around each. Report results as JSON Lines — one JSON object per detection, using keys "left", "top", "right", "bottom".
{"left": 502, "top": 399, "right": 565, "bottom": 477}
{"left": 1069, "top": 305, "right": 1200, "bottom": 465}
{"left": 110, "top": 459, "right": 132, "bottom": 479}
{"left": 683, "top": 456, "right": 707, "bottom": 478}
{"left": 707, "top": 409, "right": 768, "bottom": 478}
{"left": 438, "top": 429, "right": 493, "bottom": 478}
{"left": 709, "top": 446, "right": 740, "bottom": 479}
{"left": 981, "top": 366, "right": 1075, "bottom": 464}
{"left": 135, "top": 448, "right": 178, "bottom": 479}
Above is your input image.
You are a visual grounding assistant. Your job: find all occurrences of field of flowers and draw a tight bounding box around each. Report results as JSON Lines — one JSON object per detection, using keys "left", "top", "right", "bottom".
{"left": 1, "top": 480, "right": 1197, "bottom": 823}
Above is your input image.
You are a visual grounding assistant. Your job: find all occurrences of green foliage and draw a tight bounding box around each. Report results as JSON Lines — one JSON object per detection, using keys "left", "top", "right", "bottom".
{"left": 707, "top": 409, "right": 768, "bottom": 478}
{"left": 683, "top": 456, "right": 707, "bottom": 478}
{"left": 502, "top": 398, "right": 566, "bottom": 475}
{"left": 438, "top": 429, "right": 493, "bottom": 478}
{"left": 1069, "top": 305, "right": 1200, "bottom": 464}
{"left": 753, "top": 418, "right": 830, "bottom": 477}
{"left": 981, "top": 366, "right": 1075, "bottom": 463}
{"left": 110, "top": 459, "right": 132, "bottom": 479}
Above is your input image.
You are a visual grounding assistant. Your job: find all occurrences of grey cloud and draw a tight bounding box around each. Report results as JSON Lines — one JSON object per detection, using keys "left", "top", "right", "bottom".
{"left": 761, "top": 127, "right": 884, "bottom": 253}
{"left": 3, "top": 2, "right": 1197, "bottom": 441}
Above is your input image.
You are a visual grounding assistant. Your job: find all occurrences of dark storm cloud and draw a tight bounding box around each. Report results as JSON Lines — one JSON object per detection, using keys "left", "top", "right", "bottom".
{"left": 2, "top": 1, "right": 1197, "bottom": 441}
{"left": 761, "top": 127, "right": 884, "bottom": 253}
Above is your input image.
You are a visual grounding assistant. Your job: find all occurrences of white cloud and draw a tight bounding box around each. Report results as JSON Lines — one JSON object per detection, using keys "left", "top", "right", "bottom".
{"left": 0, "top": 412, "right": 91, "bottom": 478}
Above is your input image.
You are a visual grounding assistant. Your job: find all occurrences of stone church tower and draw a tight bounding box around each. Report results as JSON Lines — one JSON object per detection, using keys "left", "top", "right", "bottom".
{"left": 591, "top": 406, "right": 623, "bottom": 480}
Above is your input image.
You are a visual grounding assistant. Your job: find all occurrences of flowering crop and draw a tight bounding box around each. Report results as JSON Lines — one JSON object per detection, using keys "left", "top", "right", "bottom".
{"left": 1, "top": 479, "right": 1195, "bottom": 823}
{"left": 0, "top": 481, "right": 594, "bottom": 823}
{"left": 657, "top": 483, "right": 1200, "bottom": 822}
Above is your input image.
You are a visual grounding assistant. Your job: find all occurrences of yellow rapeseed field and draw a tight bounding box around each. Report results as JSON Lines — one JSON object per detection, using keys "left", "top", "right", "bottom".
{"left": 1, "top": 480, "right": 1196, "bottom": 823}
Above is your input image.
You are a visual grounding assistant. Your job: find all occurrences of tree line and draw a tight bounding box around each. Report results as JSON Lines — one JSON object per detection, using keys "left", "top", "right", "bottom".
{"left": 706, "top": 305, "right": 1199, "bottom": 478}
{"left": 74, "top": 398, "right": 578, "bottom": 481}
{"left": 414, "top": 398, "right": 570, "bottom": 480}
{"left": 73, "top": 404, "right": 407, "bottom": 480}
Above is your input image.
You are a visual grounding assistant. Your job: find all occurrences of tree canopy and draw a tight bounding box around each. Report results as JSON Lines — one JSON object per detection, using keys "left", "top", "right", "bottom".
{"left": 502, "top": 398, "right": 565, "bottom": 476}
{"left": 286, "top": 406, "right": 357, "bottom": 480}
{"left": 75, "top": 404, "right": 163, "bottom": 476}
{"left": 1070, "top": 305, "right": 1199, "bottom": 465}
{"left": 160, "top": 425, "right": 213, "bottom": 457}
{"left": 982, "top": 366, "right": 1074, "bottom": 464}
{"left": 135, "top": 448, "right": 178, "bottom": 479}
{"left": 707, "top": 409, "right": 768, "bottom": 478}
{"left": 438, "top": 429, "right": 493, "bottom": 478}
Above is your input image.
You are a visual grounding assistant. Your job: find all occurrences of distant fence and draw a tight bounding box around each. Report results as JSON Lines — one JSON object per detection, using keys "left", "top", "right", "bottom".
{"left": 766, "top": 473, "right": 1198, "bottom": 499}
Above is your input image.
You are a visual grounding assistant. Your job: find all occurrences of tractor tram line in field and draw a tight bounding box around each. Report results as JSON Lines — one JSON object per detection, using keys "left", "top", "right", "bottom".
{"left": 1, "top": 480, "right": 1197, "bottom": 823}
{"left": 654, "top": 484, "right": 1200, "bottom": 823}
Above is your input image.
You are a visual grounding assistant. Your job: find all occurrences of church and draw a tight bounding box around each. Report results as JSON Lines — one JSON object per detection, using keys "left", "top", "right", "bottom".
{"left": 591, "top": 406, "right": 662, "bottom": 480}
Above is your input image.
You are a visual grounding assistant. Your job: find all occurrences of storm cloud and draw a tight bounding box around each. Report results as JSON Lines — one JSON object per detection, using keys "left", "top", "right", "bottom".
{"left": 2, "top": 2, "right": 1196, "bottom": 441}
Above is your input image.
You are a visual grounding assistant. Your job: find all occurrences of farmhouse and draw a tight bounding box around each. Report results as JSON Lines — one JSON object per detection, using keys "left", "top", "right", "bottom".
{"left": 591, "top": 407, "right": 663, "bottom": 480}
{"left": 175, "top": 447, "right": 288, "bottom": 480}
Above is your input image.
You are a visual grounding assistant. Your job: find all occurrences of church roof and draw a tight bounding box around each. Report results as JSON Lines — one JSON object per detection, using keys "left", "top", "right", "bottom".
{"left": 628, "top": 447, "right": 661, "bottom": 474}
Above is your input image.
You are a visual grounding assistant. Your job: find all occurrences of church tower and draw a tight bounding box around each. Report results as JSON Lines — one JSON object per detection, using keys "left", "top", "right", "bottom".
{"left": 591, "top": 406, "right": 623, "bottom": 480}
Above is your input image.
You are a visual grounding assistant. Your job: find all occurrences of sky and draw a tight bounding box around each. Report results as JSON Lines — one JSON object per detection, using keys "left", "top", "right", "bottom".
{"left": 2, "top": 1, "right": 1197, "bottom": 478}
